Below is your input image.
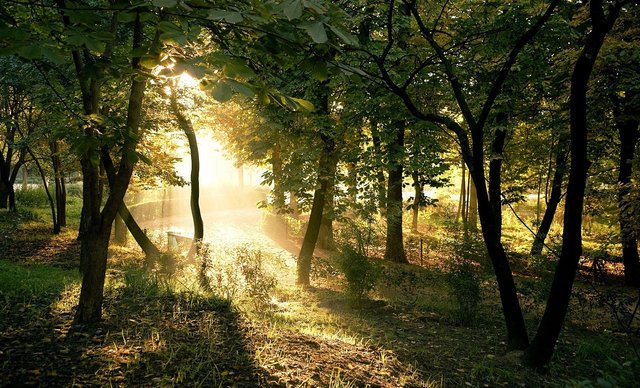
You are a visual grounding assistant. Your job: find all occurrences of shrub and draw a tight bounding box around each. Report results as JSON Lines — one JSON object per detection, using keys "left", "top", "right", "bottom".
{"left": 446, "top": 237, "right": 482, "bottom": 325}
{"left": 15, "top": 187, "right": 51, "bottom": 208}
{"left": 335, "top": 245, "right": 382, "bottom": 304}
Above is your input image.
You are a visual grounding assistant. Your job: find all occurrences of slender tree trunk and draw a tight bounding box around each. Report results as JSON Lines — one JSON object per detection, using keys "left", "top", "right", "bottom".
{"left": 297, "top": 133, "right": 336, "bottom": 285}
{"left": 468, "top": 176, "right": 478, "bottom": 232}
{"left": 113, "top": 213, "right": 128, "bottom": 246}
{"left": 613, "top": 93, "right": 640, "bottom": 287}
{"left": 27, "top": 147, "right": 58, "bottom": 233}
{"left": 488, "top": 115, "right": 507, "bottom": 239}
{"left": 50, "top": 140, "right": 66, "bottom": 228}
{"left": 170, "top": 89, "right": 203, "bottom": 257}
{"left": 411, "top": 171, "right": 422, "bottom": 233}
{"left": 530, "top": 137, "right": 568, "bottom": 256}
{"left": 289, "top": 191, "right": 299, "bottom": 218}
{"left": 456, "top": 158, "right": 466, "bottom": 224}
{"left": 384, "top": 121, "right": 408, "bottom": 264}
{"left": 525, "top": 0, "right": 620, "bottom": 367}
{"left": 102, "top": 149, "right": 160, "bottom": 261}
{"left": 271, "top": 145, "right": 286, "bottom": 210}
{"left": 318, "top": 156, "right": 338, "bottom": 250}
{"left": 370, "top": 120, "right": 387, "bottom": 215}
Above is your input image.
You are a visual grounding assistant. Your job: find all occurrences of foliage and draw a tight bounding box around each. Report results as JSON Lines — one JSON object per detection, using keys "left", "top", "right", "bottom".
{"left": 335, "top": 245, "right": 382, "bottom": 304}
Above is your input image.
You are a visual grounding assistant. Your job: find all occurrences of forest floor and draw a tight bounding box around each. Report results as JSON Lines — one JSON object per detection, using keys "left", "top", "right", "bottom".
{"left": 1, "top": 209, "right": 639, "bottom": 387}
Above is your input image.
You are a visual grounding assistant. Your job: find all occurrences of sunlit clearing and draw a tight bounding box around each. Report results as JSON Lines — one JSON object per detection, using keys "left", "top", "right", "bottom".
{"left": 177, "top": 71, "right": 199, "bottom": 89}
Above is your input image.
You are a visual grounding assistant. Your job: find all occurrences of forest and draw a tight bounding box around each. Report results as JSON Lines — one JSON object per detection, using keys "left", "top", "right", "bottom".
{"left": 0, "top": 0, "right": 639, "bottom": 386}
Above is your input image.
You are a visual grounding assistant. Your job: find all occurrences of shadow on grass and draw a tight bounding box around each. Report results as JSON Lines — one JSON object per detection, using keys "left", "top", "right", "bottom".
{"left": 0, "top": 266, "right": 266, "bottom": 387}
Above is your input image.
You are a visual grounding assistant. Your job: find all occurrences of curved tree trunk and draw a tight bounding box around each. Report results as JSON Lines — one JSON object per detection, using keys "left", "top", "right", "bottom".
{"left": 102, "top": 149, "right": 160, "bottom": 262}
{"left": 50, "top": 140, "right": 67, "bottom": 228}
{"left": 297, "top": 132, "right": 336, "bottom": 285}
{"left": 411, "top": 171, "right": 422, "bottom": 233}
{"left": 170, "top": 89, "right": 203, "bottom": 257}
{"left": 384, "top": 121, "right": 408, "bottom": 264}
{"left": 525, "top": 0, "right": 620, "bottom": 368}
{"left": 530, "top": 136, "right": 568, "bottom": 256}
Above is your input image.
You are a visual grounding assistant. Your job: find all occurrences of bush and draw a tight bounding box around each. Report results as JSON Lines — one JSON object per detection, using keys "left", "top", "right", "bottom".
{"left": 566, "top": 359, "right": 640, "bottom": 387}
{"left": 335, "top": 245, "right": 382, "bottom": 305}
{"left": 446, "top": 237, "right": 482, "bottom": 325}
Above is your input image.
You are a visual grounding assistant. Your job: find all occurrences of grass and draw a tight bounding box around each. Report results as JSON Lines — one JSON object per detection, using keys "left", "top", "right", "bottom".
{"left": 1, "top": 190, "right": 639, "bottom": 386}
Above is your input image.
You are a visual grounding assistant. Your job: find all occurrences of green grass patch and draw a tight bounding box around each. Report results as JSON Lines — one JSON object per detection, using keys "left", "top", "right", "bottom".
{"left": 0, "top": 259, "right": 80, "bottom": 301}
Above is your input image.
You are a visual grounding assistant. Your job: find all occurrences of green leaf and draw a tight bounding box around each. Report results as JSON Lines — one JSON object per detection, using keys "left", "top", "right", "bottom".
{"left": 301, "top": 21, "right": 327, "bottom": 44}
{"left": 17, "top": 45, "right": 42, "bottom": 60}
{"left": 139, "top": 55, "right": 159, "bottom": 69}
{"left": 207, "top": 10, "right": 243, "bottom": 24}
{"left": 226, "top": 79, "right": 254, "bottom": 98}
{"left": 210, "top": 80, "right": 233, "bottom": 102}
{"left": 223, "top": 61, "right": 255, "bottom": 78}
{"left": 152, "top": 0, "right": 177, "bottom": 7}
{"left": 310, "top": 60, "right": 328, "bottom": 81}
{"left": 157, "top": 21, "right": 182, "bottom": 33}
{"left": 290, "top": 97, "right": 314, "bottom": 112}
{"left": 283, "top": 0, "right": 303, "bottom": 20}
{"left": 328, "top": 25, "right": 358, "bottom": 46}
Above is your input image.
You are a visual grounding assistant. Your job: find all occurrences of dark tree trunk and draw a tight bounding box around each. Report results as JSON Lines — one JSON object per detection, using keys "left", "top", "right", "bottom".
{"left": 525, "top": 0, "right": 620, "bottom": 368}
{"left": 74, "top": 13, "right": 150, "bottom": 323}
{"left": 613, "top": 93, "right": 640, "bottom": 287}
{"left": 468, "top": 175, "right": 478, "bottom": 232}
{"left": 102, "top": 149, "right": 160, "bottom": 261}
{"left": 456, "top": 157, "right": 467, "bottom": 224}
{"left": 170, "top": 89, "right": 204, "bottom": 257}
{"left": 0, "top": 180, "right": 8, "bottom": 209}
{"left": 384, "top": 121, "right": 408, "bottom": 264}
{"left": 318, "top": 156, "right": 338, "bottom": 250}
{"left": 411, "top": 171, "right": 422, "bottom": 233}
{"left": 113, "top": 213, "right": 128, "bottom": 246}
{"left": 297, "top": 133, "right": 336, "bottom": 285}
{"left": 370, "top": 120, "right": 387, "bottom": 215}
{"left": 50, "top": 140, "right": 67, "bottom": 228}
{"left": 530, "top": 137, "right": 568, "bottom": 256}
{"left": 488, "top": 114, "right": 507, "bottom": 238}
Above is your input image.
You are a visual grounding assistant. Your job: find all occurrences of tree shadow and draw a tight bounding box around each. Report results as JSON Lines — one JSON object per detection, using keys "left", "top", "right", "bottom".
{"left": 0, "top": 268, "right": 267, "bottom": 387}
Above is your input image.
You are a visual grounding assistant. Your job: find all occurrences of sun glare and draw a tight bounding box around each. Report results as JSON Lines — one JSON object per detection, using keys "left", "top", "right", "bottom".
{"left": 177, "top": 71, "right": 200, "bottom": 89}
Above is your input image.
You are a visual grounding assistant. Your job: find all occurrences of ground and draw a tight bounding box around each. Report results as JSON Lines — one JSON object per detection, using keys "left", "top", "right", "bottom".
{"left": 1, "top": 207, "right": 639, "bottom": 387}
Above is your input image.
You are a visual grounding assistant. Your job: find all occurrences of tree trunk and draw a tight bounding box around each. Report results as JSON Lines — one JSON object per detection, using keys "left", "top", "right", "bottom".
{"left": 113, "top": 213, "right": 128, "bottom": 246}
{"left": 297, "top": 133, "right": 336, "bottom": 285}
{"left": 411, "top": 171, "right": 422, "bottom": 233}
{"left": 530, "top": 137, "right": 568, "bottom": 256}
{"left": 613, "top": 93, "right": 640, "bottom": 287}
{"left": 50, "top": 140, "right": 67, "bottom": 228}
{"left": 488, "top": 114, "right": 507, "bottom": 239}
{"left": 525, "top": 0, "right": 620, "bottom": 367}
{"left": 384, "top": 121, "right": 408, "bottom": 264}
{"left": 468, "top": 175, "right": 478, "bottom": 232}
{"left": 456, "top": 157, "right": 467, "bottom": 224}
{"left": 370, "top": 120, "right": 387, "bottom": 215}
{"left": 271, "top": 144, "right": 286, "bottom": 210}
{"left": 102, "top": 149, "right": 160, "bottom": 261}
{"left": 170, "top": 88, "right": 203, "bottom": 257}
{"left": 74, "top": 13, "right": 150, "bottom": 323}
{"left": 318, "top": 156, "right": 338, "bottom": 250}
